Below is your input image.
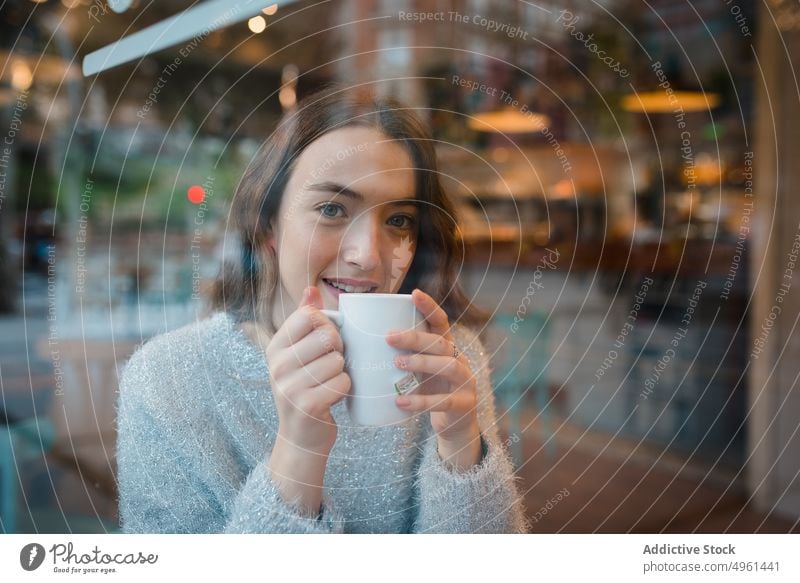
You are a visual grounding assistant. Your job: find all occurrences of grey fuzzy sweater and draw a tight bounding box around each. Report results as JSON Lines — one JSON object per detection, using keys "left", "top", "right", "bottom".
{"left": 117, "top": 311, "right": 528, "bottom": 533}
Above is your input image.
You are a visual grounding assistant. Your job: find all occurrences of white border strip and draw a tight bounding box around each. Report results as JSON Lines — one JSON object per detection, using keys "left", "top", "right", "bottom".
{"left": 1, "top": 534, "right": 798, "bottom": 582}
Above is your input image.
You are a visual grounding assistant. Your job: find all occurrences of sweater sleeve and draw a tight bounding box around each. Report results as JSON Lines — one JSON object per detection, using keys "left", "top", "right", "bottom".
{"left": 411, "top": 326, "right": 529, "bottom": 533}
{"left": 116, "top": 344, "right": 343, "bottom": 534}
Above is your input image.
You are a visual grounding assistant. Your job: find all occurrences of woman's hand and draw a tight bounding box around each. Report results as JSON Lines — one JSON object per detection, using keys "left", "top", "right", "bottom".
{"left": 386, "top": 289, "right": 482, "bottom": 472}
{"left": 264, "top": 286, "right": 350, "bottom": 457}
{"left": 256, "top": 286, "right": 350, "bottom": 515}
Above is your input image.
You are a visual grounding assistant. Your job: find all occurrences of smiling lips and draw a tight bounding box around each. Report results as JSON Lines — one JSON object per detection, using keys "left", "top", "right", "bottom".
{"left": 322, "top": 278, "right": 379, "bottom": 293}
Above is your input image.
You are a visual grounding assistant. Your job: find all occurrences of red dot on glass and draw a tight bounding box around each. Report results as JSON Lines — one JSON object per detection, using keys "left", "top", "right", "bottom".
{"left": 187, "top": 185, "right": 205, "bottom": 204}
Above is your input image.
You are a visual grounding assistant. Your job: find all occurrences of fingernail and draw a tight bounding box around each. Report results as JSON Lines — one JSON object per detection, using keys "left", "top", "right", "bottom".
{"left": 396, "top": 396, "right": 410, "bottom": 407}
{"left": 395, "top": 356, "right": 408, "bottom": 369}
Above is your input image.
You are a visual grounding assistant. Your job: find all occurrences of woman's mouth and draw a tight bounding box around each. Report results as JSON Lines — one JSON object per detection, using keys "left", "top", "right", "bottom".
{"left": 322, "top": 278, "right": 379, "bottom": 295}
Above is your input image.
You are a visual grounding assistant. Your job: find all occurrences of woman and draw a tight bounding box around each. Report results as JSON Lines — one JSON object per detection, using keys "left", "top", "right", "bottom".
{"left": 117, "top": 86, "right": 528, "bottom": 533}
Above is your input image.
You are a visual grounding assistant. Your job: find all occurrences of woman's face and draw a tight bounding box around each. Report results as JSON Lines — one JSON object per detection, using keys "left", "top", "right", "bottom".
{"left": 269, "top": 126, "right": 419, "bottom": 323}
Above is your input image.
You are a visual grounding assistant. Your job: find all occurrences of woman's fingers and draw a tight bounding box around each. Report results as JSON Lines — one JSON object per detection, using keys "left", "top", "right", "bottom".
{"left": 286, "top": 368, "right": 351, "bottom": 418}
{"left": 286, "top": 371, "right": 351, "bottom": 421}
{"left": 411, "top": 289, "right": 451, "bottom": 336}
{"left": 386, "top": 328, "right": 455, "bottom": 357}
{"left": 396, "top": 389, "right": 475, "bottom": 414}
{"left": 269, "top": 287, "right": 329, "bottom": 353}
{"left": 304, "top": 286, "right": 324, "bottom": 309}
{"left": 272, "top": 323, "right": 342, "bottom": 375}
{"left": 395, "top": 353, "right": 471, "bottom": 388}
{"left": 270, "top": 305, "right": 322, "bottom": 350}
{"left": 313, "top": 371, "right": 351, "bottom": 405}
{"left": 285, "top": 349, "right": 346, "bottom": 391}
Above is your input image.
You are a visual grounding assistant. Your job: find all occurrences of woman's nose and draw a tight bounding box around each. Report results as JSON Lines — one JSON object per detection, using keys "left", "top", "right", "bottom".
{"left": 342, "top": 215, "right": 381, "bottom": 272}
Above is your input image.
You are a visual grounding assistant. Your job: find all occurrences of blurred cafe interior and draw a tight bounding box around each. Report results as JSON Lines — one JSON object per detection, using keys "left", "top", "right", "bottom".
{"left": 1, "top": 0, "right": 799, "bottom": 533}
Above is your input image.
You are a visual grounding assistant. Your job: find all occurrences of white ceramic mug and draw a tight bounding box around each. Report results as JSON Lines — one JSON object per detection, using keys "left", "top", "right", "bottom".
{"left": 321, "top": 293, "right": 426, "bottom": 426}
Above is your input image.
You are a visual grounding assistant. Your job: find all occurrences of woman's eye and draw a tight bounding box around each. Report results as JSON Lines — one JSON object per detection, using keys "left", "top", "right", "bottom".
{"left": 388, "top": 214, "right": 416, "bottom": 229}
{"left": 318, "top": 203, "right": 345, "bottom": 219}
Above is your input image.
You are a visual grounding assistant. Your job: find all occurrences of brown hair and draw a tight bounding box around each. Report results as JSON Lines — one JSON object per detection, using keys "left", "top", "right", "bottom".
{"left": 209, "top": 85, "right": 487, "bottom": 334}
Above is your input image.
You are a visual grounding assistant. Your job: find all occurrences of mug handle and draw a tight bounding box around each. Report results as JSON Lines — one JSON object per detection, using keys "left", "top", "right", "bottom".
{"left": 320, "top": 309, "right": 343, "bottom": 327}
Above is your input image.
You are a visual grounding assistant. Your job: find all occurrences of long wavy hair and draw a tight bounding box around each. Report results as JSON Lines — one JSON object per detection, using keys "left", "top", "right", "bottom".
{"left": 209, "top": 85, "right": 486, "bottom": 334}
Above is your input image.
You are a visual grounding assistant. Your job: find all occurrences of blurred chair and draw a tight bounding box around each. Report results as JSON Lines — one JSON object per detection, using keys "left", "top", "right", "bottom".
{"left": 0, "top": 414, "right": 118, "bottom": 534}
{"left": 490, "top": 311, "right": 553, "bottom": 467}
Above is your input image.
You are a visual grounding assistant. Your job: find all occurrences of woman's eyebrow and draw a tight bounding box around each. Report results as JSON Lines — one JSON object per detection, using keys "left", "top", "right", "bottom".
{"left": 307, "top": 181, "right": 363, "bottom": 200}
{"left": 306, "top": 181, "right": 419, "bottom": 206}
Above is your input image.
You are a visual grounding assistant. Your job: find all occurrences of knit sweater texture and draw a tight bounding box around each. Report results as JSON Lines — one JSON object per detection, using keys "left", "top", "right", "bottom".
{"left": 117, "top": 311, "right": 528, "bottom": 533}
